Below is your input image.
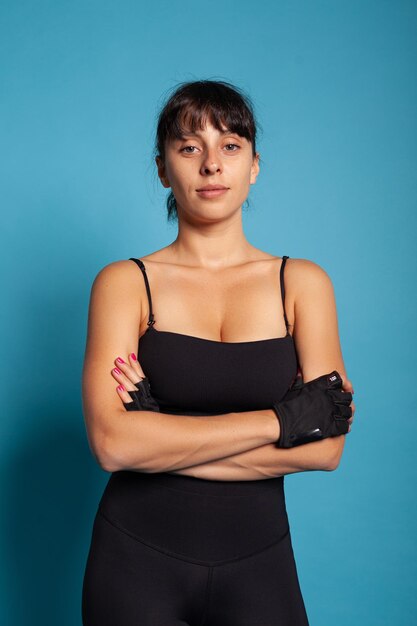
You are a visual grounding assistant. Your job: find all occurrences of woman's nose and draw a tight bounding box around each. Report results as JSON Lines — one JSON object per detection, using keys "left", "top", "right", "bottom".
{"left": 200, "top": 150, "right": 221, "bottom": 175}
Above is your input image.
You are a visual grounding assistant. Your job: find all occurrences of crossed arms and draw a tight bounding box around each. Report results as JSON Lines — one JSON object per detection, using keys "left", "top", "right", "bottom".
{"left": 82, "top": 259, "right": 355, "bottom": 480}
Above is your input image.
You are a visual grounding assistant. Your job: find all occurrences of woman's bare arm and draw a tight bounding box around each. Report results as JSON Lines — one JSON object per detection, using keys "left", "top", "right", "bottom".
{"left": 104, "top": 408, "right": 282, "bottom": 473}
{"left": 82, "top": 261, "right": 280, "bottom": 474}
{"left": 167, "top": 258, "right": 355, "bottom": 480}
{"left": 167, "top": 436, "right": 346, "bottom": 481}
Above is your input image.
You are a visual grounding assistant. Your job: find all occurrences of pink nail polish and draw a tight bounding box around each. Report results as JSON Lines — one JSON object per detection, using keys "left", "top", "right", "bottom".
{"left": 117, "top": 384, "right": 125, "bottom": 391}
{"left": 116, "top": 357, "right": 125, "bottom": 364}
{"left": 114, "top": 367, "right": 121, "bottom": 374}
{"left": 130, "top": 353, "right": 137, "bottom": 361}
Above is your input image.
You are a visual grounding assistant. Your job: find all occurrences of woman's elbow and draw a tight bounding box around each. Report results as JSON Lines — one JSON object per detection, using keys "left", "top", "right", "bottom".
{"left": 88, "top": 431, "right": 119, "bottom": 472}
{"left": 98, "top": 446, "right": 120, "bottom": 473}
{"left": 98, "top": 433, "right": 134, "bottom": 473}
{"left": 98, "top": 430, "right": 163, "bottom": 474}
{"left": 85, "top": 419, "right": 128, "bottom": 473}
{"left": 324, "top": 435, "right": 346, "bottom": 471}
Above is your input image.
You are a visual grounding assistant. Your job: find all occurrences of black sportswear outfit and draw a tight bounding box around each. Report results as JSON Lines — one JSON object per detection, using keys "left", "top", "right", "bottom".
{"left": 82, "top": 256, "right": 310, "bottom": 626}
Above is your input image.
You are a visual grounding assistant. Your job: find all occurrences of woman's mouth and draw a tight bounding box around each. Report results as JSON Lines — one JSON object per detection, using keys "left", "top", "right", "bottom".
{"left": 196, "top": 186, "right": 229, "bottom": 198}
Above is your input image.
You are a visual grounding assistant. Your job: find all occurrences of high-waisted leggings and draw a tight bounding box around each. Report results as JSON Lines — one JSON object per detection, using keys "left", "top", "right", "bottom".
{"left": 82, "top": 471, "right": 310, "bottom": 626}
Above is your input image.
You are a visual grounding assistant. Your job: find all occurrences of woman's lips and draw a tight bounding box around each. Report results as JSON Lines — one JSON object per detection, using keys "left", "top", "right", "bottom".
{"left": 196, "top": 188, "right": 229, "bottom": 198}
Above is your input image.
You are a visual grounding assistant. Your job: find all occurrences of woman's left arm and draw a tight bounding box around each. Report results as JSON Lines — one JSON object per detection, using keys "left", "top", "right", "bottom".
{"left": 168, "top": 258, "right": 356, "bottom": 480}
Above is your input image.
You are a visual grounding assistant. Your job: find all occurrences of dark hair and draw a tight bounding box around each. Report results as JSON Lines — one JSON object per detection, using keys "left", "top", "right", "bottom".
{"left": 153, "top": 79, "right": 260, "bottom": 222}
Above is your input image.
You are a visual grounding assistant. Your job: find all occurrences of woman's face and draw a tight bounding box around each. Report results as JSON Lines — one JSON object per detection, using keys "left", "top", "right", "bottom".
{"left": 156, "top": 119, "right": 260, "bottom": 221}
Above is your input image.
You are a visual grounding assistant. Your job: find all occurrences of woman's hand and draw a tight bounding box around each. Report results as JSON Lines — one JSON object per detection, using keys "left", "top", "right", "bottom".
{"left": 297, "top": 368, "right": 355, "bottom": 433}
{"left": 342, "top": 376, "right": 355, "bottom": 433}
{"left": 111, "top": 352, "right": 146, "bottom": 405}
{"left": 111, "top": 352, "right": 160, "bottom": 412}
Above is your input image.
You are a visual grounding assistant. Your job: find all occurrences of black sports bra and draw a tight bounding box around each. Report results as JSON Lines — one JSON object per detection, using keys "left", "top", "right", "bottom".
{"left": 129, "top": 256, "right": 299, "bottom": 416}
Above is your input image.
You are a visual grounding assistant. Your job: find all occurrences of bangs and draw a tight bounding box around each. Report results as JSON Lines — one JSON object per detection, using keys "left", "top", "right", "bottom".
{"left": 164, "top": 101, "right": 253, "bottom": 145}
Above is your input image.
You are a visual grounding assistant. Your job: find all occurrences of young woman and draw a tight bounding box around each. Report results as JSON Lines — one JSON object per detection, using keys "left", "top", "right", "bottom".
{"left": 81, "top": 79, "right": 355, "bottom": 626}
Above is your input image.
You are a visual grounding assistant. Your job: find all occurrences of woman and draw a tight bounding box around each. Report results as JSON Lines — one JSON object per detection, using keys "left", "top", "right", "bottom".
{"left": 81, "top": 79, "right": 355, "bottom": 625}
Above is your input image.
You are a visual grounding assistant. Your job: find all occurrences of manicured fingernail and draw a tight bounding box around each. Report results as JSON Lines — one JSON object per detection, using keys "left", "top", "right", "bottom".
{"left": 130, "top": 353, "right": 137, "bottom": 361}
{"left": 116, "top": 357, "right": 125, "bottom": 364}
{"left": 117, "top": 384, "right": 125, "bottom": 391}
{"left": 114, "top": 367, "right": 121, "bottom": 374}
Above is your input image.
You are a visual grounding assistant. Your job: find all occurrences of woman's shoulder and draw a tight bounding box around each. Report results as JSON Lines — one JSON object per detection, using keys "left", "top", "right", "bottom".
{"left": 285, "top": 256, "right": 331, "bottom": 274}
{"left": 88, "top": 257, "right": 156, "bottom": 305}
{"left": 91, "top": 258, "right": 141, "bottom": 283}
{"left": 284, "top": 256, "right": 335, "bottom": 296}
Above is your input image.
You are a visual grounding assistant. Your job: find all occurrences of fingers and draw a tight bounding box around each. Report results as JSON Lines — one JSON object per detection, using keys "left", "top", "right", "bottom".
{"left": 339, "top": 376, "right": 355, "bottom": 433}
{"left": 347, "top": 399, "right": 356, "bottom": 431}
{"left": 334, "top": 404, "right": 352, "bottom": 419}
{"left": 342, "top": 377, "right": 354, "bottom": 394}
{"left": 329, "top": 379, "right": 355, "bottom": 433}
{"left": 115, "top": 383, "right": 135, "bottom": 405}
{"left": 111, "top": 352, "right": 146, "bottom": 400}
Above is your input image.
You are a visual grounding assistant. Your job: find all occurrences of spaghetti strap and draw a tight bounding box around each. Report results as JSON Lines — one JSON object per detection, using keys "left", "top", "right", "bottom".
{"left": 279, "top": 256, "right": 290, "bottom": 333}
{"left": 128, "top": 258, "right": 155, "bottom": 326}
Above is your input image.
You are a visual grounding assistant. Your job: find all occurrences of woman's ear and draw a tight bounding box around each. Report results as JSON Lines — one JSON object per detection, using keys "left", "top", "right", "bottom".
{"left": 250, "top": 152, "right": 260, "bottom": 184}
{"left": 155, "top": 156, "right": 170, "bottom": 188}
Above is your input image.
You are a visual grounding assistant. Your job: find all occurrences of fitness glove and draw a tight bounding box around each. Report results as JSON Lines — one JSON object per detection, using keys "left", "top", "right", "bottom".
{"left": 122, "top": 376, "right": 160, "bottom": 413}
{"left": 272, "top": 370, "right": 352, "bottom": 448}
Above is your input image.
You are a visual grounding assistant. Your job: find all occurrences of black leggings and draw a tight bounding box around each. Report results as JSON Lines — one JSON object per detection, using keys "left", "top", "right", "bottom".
{"left": 82, "top": 471, "right": 310, "bottom": 626}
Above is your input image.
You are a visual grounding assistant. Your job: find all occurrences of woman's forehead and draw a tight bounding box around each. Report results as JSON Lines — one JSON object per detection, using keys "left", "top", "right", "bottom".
{"left": 178, "top": 126, "right": 236, "bottom": 139}
{"left": 169, "top": 117, "right": 245, "bottom": 142}
{"left": 177, "top": 111, "right": 229, "bottom": 134}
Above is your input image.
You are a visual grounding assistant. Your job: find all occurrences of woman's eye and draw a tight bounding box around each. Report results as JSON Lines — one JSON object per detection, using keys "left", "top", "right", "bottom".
{"left": 180, "top": 143, "right": 240, "bottom": 154}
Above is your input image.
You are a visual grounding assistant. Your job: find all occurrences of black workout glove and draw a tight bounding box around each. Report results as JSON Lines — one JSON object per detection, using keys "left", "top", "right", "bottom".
{"left": 122, "top": 376, "right": 160, "bottom": 412}
{"left": 272, "top": 370, "right": 352, "bottom": 448}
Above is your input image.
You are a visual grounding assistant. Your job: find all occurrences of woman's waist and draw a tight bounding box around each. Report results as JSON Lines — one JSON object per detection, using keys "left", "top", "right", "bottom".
{"left": 102, "top": 468, "right": 285, "bottom": 497}
{"left": 97, "top": 471, "right": 290, "bottom": 564}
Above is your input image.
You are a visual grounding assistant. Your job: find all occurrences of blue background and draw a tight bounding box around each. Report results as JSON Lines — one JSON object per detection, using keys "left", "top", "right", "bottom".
{"left": 1, "top": 1, "right": 416, "bottom": 624}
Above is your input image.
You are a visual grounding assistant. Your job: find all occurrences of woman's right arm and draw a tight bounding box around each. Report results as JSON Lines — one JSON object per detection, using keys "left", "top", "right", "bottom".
{"left": 81, "top": 261, "right": 281, "bottom": 473}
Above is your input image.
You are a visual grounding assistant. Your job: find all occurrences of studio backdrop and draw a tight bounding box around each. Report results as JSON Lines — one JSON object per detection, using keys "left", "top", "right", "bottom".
{"left": 1, "top": 1, "right": 416, "bottom": 625}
